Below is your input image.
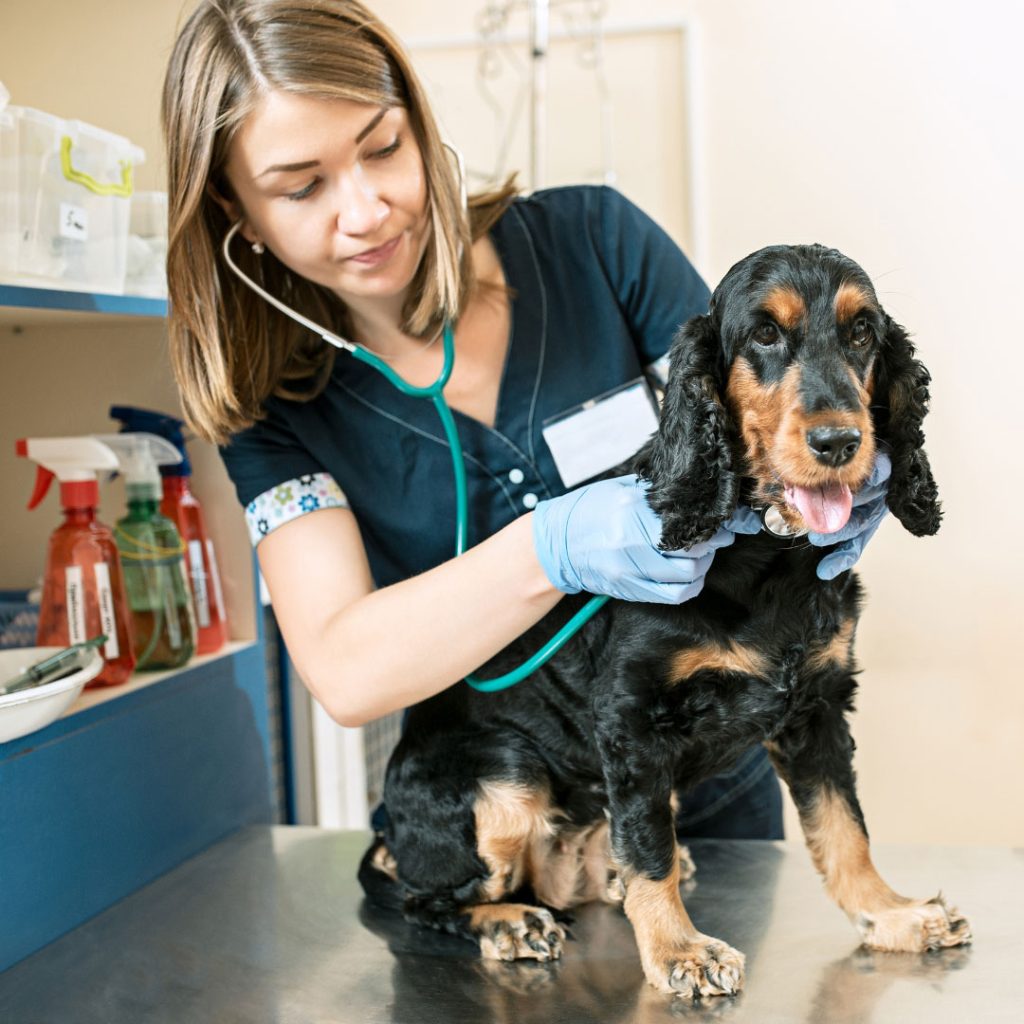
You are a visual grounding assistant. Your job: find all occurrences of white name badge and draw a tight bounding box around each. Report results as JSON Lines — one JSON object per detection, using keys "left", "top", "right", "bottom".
{"left": 542, "top": 378, "right": 659, "bottom": 488}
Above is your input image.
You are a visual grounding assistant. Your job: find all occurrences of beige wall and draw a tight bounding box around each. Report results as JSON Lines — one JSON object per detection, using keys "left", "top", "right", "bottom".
{"left": 0, "top": 0, "right": 256, "bottom": 637}
{"left": 1, "top": 0, "right": 1020, "bottom": 843}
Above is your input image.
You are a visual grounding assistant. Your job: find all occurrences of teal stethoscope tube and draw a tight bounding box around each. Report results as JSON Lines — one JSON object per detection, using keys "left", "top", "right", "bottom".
{"left": 221, "top": 221, "right": 607, "bottom": 692}
{"left": 351, "top": 323, "right": 609, "bottom": 692}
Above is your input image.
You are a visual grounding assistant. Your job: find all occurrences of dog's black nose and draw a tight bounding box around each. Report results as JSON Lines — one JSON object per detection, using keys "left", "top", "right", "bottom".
{"left": 806, "top": 426, "right": 862, "bottom": 467}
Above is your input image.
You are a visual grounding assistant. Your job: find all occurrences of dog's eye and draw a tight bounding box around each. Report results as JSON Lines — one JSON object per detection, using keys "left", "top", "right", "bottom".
{"left": 850, "top": 318, "right": 873, "bottom": 348}
{"left": 753, "top": 323, "right": 780, "bottom": 346}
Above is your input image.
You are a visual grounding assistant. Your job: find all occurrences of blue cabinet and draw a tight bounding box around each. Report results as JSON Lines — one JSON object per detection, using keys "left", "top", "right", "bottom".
{"left": 0, "top": 287, "right": 276, "bottom": 971}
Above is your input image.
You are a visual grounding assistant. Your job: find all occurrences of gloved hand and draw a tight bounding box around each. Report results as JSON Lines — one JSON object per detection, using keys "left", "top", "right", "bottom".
{"left": 810, "top": 452, "right": 891, "bottom": 580}
{"left": 723, "top": 453, "right": 892, "bottom": 581}
{"left": 531, "top": 474, "right": 737, "bottom": 603}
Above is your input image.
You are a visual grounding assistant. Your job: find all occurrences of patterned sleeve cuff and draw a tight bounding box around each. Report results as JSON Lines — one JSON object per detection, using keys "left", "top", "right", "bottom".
{"left": 244, "top": 473, "right": 349, "bottom": 546}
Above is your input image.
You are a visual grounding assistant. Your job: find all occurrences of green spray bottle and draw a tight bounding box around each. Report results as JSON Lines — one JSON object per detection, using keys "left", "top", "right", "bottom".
{"left": 95, "top": 432, "right": 196, "bottom": 670}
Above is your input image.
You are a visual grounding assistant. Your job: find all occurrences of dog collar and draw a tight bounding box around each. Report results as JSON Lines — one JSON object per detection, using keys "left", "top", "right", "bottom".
{"left": 756, "top": 505, "right": 809, "bottom": 539}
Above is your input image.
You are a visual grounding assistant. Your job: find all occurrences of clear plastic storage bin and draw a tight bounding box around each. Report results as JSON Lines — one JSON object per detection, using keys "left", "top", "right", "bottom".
{"left": 0, "top": 103, "right": 144, "bottom": 295}
{"left": 124, "top": 190, "right": 168, "bottom": 298}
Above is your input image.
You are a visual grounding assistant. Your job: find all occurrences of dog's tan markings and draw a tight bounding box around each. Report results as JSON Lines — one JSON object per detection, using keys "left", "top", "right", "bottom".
{"left": 763, "top": 286, "right": 807, "bottom": 330}
{"left": 774, "top": 365, "right": 875, "bottom": 481}
{"left": 474, "top": 781, "right": 556, "bottom": 901}
{"left": 799, "top": 788, "right": 971, "bottom": 952}
{"left": 670, "top": 640, "right": 769, "bottom": 683}
{"left": 466, "top": 903, "right": 566, "bottom": 962}
{"left": 725, "top": 357, "right": 782, "bottom": 499}
{"left": 864, "top": 363, "right": 877, "bottom": 403}
{"left": 623, "top": 851, "right": 745, "bottom": 997}
{"left": 370, "top": 841, "right": 398, "bottom": 881}
{"left": 806, "top": 618, "right": 856, "bottom": 672}
{"left": 527, "top": 820, "right": 603, "bottom": 909}
{"left": 728, "top": 357, "right": 878, "bottom": 528}
{"left": 834, "top": 281, "right": 873, "bottom": 323}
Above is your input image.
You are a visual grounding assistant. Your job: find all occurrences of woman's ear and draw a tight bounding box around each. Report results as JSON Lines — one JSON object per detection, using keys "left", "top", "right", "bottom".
{"left": 634, "top": 314, "right": 738, "bottom": 549}
{"left": 206, "top": 182, "right": 259, "bottom": 246}
{"left": 873, "top": 316, "right": 942, "bottom": 536}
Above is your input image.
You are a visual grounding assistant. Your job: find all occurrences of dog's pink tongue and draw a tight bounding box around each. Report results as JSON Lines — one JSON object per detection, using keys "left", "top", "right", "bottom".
{"left": 784, "top": 482, "right": 853, "bottom": 534}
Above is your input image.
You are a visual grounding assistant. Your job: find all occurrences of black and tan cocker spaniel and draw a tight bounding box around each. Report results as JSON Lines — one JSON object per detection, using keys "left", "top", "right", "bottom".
{"left": 359, "top": 244, "right": 970, "bottom": 999}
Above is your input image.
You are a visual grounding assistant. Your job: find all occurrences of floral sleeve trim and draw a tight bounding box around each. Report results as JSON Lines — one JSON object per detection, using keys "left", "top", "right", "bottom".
{"left": 245, "top": 473, "right": 349, "bottom": 546}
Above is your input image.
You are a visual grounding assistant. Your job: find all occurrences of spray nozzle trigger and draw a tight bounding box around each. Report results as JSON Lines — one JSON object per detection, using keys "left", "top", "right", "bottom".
{"left": 27, "top": 466, "right": 56, "bottom": 510}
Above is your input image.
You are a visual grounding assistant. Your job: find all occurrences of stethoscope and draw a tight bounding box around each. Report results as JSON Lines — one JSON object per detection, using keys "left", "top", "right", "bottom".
{"left": 221, "top": 221, "right": 608, "bottom": 692}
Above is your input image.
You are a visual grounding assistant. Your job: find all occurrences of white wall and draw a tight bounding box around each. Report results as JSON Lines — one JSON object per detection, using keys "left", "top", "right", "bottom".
{"left": 670, "top": 0, "right": 1024, "bottom": 847}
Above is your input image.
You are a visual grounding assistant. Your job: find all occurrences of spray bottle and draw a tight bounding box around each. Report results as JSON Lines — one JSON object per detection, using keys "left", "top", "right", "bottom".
{"left": 15, "top": 436, "right": 136, "bottom": 687}
{"left": 109, "top": 406, "right": 228, "bottom": 654}
{"left": 95, "top": 432, "right": 196, "bottom": 670}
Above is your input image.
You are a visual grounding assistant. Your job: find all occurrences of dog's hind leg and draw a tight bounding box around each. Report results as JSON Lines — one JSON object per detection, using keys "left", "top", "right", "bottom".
{"left": 395, "top": 779, "right": 570, "bottom": 962}
{"left": 766, "top": 684, "right": 971, "bottom": 953}
{"left": 596, "top": 705, "right": 745, "bottom": 999}
{"left": 377, "top": 736, "right": 571, "bottom": 962}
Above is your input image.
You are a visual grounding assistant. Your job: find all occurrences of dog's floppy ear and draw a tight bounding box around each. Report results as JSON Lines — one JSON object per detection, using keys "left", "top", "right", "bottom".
{"left": 874, "top": 316, "right": 942, "bottom": 536}
{"left": 634, "top": 314, "right": 738, "bottom": 549}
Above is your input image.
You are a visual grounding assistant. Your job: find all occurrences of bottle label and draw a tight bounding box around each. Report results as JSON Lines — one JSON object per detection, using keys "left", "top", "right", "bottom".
{"left": 93, "top": 562, "right": 121, "bottom": 660}
{"left": 207, "top": 539, "right": 226, "bottom": 627}
{"left": 65, "top": 565, "right": 86, "bottom": 644}
{"left": 164, "top": 576, "right": 183, "bottom": 650}
{"left": 188, "top": 539, "right": 211, "bottom": 628}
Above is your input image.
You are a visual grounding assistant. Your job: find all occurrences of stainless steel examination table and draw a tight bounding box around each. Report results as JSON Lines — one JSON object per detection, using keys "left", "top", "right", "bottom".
{"left": 0, "top": 826, "right": 1019, "bottom": 1023}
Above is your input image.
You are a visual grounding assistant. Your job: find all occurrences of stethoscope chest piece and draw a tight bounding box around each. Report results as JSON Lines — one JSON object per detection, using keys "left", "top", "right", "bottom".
{"left": 760, "top": 505, "right": 809, "bottom": 538}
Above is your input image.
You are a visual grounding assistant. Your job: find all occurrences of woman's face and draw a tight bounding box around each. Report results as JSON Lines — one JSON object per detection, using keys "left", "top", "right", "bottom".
{"left": 221, "top": 90, "right": 430, "bottom": 314}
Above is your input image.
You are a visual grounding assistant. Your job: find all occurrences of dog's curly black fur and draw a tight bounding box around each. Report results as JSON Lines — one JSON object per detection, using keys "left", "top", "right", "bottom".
{"left": 359, "top": 245, "right": 968, "bottom": 999}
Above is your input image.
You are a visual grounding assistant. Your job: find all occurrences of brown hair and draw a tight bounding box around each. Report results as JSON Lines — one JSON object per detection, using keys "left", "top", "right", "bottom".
{"left": 162, "top": 0, "right": 516, "bottom": 443}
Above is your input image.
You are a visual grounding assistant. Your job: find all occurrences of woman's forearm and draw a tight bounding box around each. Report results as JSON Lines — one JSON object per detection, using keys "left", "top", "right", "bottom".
{"left": 308, "top": 513, "right": 562, "bottom": 726}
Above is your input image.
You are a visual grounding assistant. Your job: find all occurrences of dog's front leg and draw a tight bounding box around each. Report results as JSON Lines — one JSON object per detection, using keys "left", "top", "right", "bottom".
{"left": 596, "top": 709, "right": 744, "bottom": 999}
{"left": 767, "top": 696, "right": 971, "bottom": 953}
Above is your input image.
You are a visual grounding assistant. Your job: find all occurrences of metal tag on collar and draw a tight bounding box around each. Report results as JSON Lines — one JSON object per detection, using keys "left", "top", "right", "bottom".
{"left": 760, "top": 505, "right": 808, "bottom": 538}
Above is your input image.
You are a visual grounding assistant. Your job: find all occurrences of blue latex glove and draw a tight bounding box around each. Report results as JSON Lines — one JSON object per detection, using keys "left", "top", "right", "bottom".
{"left": 532, "top": 474, "right": 738, "bottom": 604}
{"left": 724, "top": 453, "right": 892, "bottom": 580}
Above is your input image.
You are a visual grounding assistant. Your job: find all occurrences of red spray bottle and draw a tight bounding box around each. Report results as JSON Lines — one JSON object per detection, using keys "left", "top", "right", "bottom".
{"left": 16, "top": 436, "right": 136, "bottom": 687}
{"left": 109, "top": 406, "right": 228, "bottom": 654}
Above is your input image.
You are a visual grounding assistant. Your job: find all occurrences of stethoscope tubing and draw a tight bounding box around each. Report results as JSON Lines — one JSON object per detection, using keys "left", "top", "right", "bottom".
{"left": 222, "top": 222, "right": 608, "bottom": 692}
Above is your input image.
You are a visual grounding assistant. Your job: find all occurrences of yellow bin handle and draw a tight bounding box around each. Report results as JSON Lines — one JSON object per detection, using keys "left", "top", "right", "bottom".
{"left": 60, "top": 135, "right": 134, "bottom": 198}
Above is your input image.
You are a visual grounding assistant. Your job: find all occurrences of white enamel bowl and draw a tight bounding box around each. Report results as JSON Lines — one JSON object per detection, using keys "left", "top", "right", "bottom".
{"left": 0, "top": 646, "right": 104, "bottom": 744}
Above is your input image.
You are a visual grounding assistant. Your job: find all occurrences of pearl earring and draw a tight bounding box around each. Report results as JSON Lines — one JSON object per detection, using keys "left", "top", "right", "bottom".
{"left": 251, "top": 240, "right": 265, "bottom": 255}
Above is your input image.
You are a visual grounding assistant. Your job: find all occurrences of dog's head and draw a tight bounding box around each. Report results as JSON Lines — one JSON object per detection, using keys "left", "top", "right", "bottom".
{"left": 636, "top": 244, "right": 941, "bottom": 549}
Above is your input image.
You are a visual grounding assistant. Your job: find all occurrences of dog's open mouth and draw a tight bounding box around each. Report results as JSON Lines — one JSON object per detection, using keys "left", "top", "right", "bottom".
{"left": 783, "top": 482, "right": 853, "bottom": 534}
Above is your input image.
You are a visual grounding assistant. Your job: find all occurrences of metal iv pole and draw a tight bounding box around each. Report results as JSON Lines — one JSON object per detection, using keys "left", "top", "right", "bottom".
{"left": 529, "top": 0, "right": 550, "bottom": 189}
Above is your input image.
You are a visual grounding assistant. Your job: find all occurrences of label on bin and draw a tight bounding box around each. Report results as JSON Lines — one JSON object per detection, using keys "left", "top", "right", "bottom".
{"left": 59, "top": 203, "right": 88, "bottom": 241}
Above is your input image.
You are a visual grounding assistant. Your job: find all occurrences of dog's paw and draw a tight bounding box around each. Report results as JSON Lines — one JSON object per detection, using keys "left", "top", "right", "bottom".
{"left": 643, "top": 934, "right": 745, "bottom": 999}
{"left": 473, "top": 904, "right": 567, "bottom": 962}
{"left": 856, "top": 894, "right": 971, "bottom": 952}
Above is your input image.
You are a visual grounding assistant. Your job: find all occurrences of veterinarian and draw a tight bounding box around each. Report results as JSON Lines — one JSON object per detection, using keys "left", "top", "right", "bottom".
{"left": 162, "top": 0, "right": 887, "bottom": 842}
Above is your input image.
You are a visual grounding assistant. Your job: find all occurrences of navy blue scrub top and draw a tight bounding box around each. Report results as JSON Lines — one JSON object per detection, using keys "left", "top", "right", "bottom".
{"left": 221, "top": 185, "right": 710, "bottom": 585}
